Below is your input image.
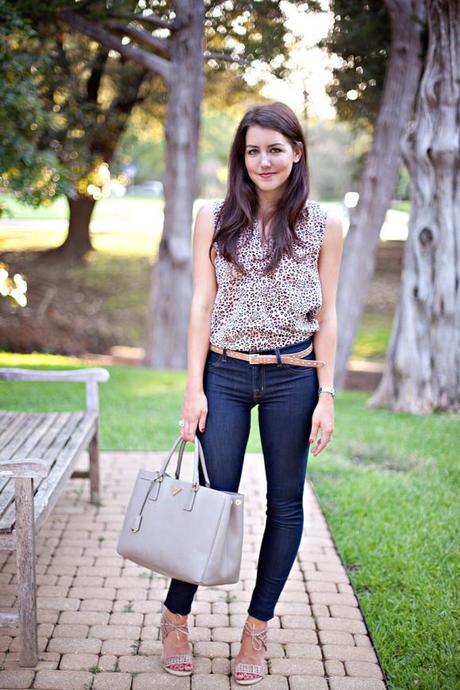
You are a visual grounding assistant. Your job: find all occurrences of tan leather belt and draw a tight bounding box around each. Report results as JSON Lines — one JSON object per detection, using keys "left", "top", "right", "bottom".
{"left": 209, "top": 342, "right": 325, "bottom": 368}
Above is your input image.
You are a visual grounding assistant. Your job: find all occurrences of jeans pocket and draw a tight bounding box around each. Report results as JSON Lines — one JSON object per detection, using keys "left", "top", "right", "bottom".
{"left": 206, "top": 350, "right": 225, "bottom": 368}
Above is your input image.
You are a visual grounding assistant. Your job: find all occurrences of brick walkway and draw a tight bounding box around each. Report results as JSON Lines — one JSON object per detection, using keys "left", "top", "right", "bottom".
{"left": 0, "top": 450, "right": 387, "bottom": 689}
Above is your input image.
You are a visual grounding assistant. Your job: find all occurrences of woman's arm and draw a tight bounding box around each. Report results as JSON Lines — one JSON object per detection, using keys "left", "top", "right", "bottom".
{"left": 310, "top": 213, "right": 344, "bottom": 456}
{"left": 181, "top": 201, "right": 218, "bottom": 441}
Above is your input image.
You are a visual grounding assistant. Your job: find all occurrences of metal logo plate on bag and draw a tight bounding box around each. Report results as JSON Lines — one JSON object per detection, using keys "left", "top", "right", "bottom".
{"left": 172, "top": 486, "right": 182, "bottom": 496}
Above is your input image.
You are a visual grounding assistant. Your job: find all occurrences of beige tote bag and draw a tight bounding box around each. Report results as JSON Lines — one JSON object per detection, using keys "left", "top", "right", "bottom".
{"left": 116, "top": 435, "right": 244, "bottom": 585}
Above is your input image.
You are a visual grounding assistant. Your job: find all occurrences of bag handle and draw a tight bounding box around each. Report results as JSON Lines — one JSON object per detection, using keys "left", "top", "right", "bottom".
{"left": 158, "top": 435, "right": 211, "bottom": 488}
{"left": 174, "top": 436, "right": 208, "bottom": 484}
{"left": 130, "top": 436, "right": 211, "bottom": 531}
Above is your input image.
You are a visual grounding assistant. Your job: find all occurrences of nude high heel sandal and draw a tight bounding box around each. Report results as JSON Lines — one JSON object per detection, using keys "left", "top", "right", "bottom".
{"left": 233, "top": 620, "right": 268, "bottom": 685}
{"left": 159, "top": 610, "right": 194, "bottom": 676}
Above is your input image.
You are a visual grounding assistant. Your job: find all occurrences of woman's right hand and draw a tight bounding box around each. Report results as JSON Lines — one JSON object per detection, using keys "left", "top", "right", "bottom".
{"left": 180, "top": 388, "right": 208, "bottom": 442}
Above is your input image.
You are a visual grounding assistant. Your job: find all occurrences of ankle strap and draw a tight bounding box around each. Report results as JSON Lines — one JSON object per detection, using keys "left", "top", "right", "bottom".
{"left": 160, "top": 612, "right": 189, "bottom": 641}
{"left": 242, "top": 620, "right": 268, "bottom": 652}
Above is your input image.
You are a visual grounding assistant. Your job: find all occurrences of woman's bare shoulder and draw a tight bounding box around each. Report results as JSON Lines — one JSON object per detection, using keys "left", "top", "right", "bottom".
{"left": 193, "top": 200, "right": 224, "bottom": 250}
{"left": 324, "top": 206, "right": 343, "bottom": 234}
{"left": 195, "top": 199, "right": 223, "bottom": 221}
{"left": 323, "top": 212, "right": 344, "bottom": 253}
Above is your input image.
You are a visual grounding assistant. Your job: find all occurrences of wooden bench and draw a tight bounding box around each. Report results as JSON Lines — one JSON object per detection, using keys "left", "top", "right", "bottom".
{"left": 0, "top": 367, "right": 110, "bottom": 666}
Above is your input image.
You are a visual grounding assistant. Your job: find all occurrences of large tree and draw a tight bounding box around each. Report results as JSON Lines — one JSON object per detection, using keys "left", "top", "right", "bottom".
{"left": 60, "top": 0, "right": 299, "bottom": 367}
{"left": 329, "top": 0, "right": 427, "bottom": 387}
{"left": 368, "top": 0, "right": 459, "bottom": 413}
{"left": 1, "top": 0, "right": 156, "bottom": 258}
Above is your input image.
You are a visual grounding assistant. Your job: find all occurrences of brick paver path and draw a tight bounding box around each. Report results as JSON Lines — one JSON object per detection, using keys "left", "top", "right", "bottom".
{"left": 0, "top": 450, "right": 387, "bottom": 689}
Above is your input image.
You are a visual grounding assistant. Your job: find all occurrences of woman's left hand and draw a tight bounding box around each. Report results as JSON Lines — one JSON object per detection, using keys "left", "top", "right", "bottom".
{"left": 309, "top": 395, "right": 334, "bottom": 456}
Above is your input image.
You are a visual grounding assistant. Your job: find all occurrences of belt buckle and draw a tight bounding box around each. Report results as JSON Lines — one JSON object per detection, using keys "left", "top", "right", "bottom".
{"left": 248, "top": 353, "right": 261, "bottom": 364}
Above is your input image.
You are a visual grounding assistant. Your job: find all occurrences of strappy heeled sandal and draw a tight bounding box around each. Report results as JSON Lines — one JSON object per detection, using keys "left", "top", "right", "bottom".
{"left": 233, "top": 620, "right": 269, "bottom": 686}
{"left": 159, "top": 609, "right": 194, "bottom": 676}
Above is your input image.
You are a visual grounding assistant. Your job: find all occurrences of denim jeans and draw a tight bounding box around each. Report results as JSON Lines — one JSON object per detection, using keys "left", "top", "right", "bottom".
{"left": 164, "top": 336, "right": 319, "bottom": 622}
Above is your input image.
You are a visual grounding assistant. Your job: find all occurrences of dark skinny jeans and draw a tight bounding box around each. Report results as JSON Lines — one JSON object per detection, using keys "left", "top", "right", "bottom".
{"left": 164, "top": 336, "right": 319, "bottom": 622}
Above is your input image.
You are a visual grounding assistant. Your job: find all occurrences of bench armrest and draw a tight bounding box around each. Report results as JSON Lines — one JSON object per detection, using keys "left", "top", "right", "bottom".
{"left": 0, "top": 367, "right": 110, "bottom": 415}
{"left": 0, "top": 459, "right": 49, "bottom": 479}
{"left": 0, "top": 368, "right": 109, "bottom": 383}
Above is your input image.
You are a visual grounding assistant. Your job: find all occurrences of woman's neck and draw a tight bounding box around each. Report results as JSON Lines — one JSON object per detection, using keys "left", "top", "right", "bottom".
{"left": 256, "top": 187, "right": 284, "bottom": 212}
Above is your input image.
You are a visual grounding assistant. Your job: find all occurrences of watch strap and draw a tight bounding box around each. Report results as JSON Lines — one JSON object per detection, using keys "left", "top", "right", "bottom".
{"left": 318, "top": 385, "right": 336, "bottom": 397}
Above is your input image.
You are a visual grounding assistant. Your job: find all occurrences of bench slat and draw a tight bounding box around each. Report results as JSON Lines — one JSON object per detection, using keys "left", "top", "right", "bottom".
{"left": 0, "top": 412, "right": 15, "bottom": 433}
{"left": 0, "top": 414, "right": 44, "bottom": 455}
{"left": 0, "top": 412, "right": 96, "bottom": 532}
{"left": 1, "top": 412, "right": 76, "bottom": 467}
{"left": 0, "top": 412, "right": 72, "bottom": 494}
{"left": 0, "top": 412, "right": 93, "bottom": 531}
{"left": 0, "top": 413, "right": 15, "bottom": 467}
{"left": 0, "top": 414, "right": 51, "bottom": 493}
{"left": 0, "top": 413, "right": 76, "bottom": 513}
{"left": 0, "top": 413, "right": 60, "bottom": 463}
{"left": 32, "top": 413, "right": 97, "bottom": 531}
{"left": 0, "top": 414, "right": 15, "bottom": 490}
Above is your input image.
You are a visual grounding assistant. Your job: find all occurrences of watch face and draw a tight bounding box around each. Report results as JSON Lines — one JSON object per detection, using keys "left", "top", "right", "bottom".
{"left": 319, "top": 386, "right": 335, "bottom": 396}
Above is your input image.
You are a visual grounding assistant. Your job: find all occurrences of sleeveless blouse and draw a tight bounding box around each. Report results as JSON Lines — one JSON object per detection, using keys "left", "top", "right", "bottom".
{"left": 209, "top": 199, "right": 327, "bottom": 351}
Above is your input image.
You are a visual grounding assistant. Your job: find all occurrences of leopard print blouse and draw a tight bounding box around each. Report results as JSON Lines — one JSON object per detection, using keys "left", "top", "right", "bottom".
{"left": 209, "top": 199, "right": 327, "bottom": 352}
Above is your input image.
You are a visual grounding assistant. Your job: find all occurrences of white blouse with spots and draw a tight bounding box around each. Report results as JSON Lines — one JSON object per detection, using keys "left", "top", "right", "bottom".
{"left": 209, "top": 199, "right": 327, "bottom": 352}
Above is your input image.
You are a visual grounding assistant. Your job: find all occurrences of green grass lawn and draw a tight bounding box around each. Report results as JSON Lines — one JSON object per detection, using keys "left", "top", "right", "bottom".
{"left": 353, "top": 312, "right": 392, "bottom": 361}
{"left": 0, "top": 351, "right": 458, "bottom": 690}
{"left": 0, "top": 193, "right": 166, "bottom": 255}
{"left": 391, "top": 200, "right": 411, "bottom": 214}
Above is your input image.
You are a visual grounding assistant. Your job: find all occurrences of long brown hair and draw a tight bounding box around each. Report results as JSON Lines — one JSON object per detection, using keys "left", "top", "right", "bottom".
{"left": 210, "top": 101, "right": 310, "bottom": 275}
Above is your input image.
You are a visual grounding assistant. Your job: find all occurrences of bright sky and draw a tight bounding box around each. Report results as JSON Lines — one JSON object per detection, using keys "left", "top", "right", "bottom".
{"left": 245, "top": 1, "right": 337, "bottom": 119}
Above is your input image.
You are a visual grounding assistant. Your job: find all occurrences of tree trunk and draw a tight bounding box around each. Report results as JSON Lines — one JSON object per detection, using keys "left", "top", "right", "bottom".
{"left": 43, "top": 195, "right": 96, "bottom": 260}
{"left": 368, "top": 0, "right": 460, "bottom": 413}
{"left": 63, "top": 195, "right": 96, "bottom": 255}
{"left": 143, "top": 0, "right": 205, "bottom": 367}
{"left": 334, "top": 0, "right": 426, "bottom": 387}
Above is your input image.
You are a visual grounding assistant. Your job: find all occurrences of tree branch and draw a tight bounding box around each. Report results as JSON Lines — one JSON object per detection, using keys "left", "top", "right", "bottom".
{"left": 87, "top": 47, "right": 109, "bottom": 102}
{"left": 59, "top": 10, "right": 172, "bottom": 84}
{"left": 109, "top": 12, "right": 177, "bottom": 32}
{"left": 106, "top": 21, "right": 170, "bottom": 58}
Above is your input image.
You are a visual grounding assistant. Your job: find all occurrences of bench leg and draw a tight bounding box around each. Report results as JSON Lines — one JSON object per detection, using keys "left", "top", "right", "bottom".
{"left": 15, "top": 477, "right": 38, "bottom": 667}
{"left": 89, "top": 429, "right": 100, "bottom": 504}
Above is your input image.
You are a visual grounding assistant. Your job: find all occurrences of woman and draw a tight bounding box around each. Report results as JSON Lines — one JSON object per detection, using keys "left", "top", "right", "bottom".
{"left": 159, "top": 101, "right": 343, "bottom": 685}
